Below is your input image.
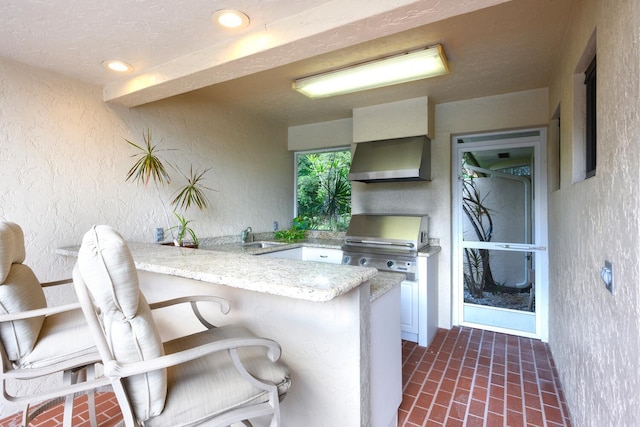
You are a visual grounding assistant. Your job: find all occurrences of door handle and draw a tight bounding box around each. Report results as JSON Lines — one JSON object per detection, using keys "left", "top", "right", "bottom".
{"left": 496, "top": 244, "right": 547, "bottom": 251}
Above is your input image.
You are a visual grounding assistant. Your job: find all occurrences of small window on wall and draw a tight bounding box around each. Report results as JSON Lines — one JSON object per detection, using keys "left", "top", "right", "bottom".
{"left": 584, "top": 56, "right": 597, "bottom": 178}
{"left": 550, "top": 105, "right": 561, "bottom": 191}
{"left": 295, "top": 148, "right": 352, "bottom": 231}
{"left": 572, "top": 30, "right": 596, "bottom": 183}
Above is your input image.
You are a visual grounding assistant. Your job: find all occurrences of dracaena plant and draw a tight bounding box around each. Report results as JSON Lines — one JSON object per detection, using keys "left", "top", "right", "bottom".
{"left": 125, "top": 129, "right": 212, "bottom": 246}
{"left": 168, "top": 212, "right": 199, "bottom": 246}
{"left": 171, "top": 165, "right": 212, "bottom": 211}
{"left": 125, "top": 129, "right": 174, "bottom": 187}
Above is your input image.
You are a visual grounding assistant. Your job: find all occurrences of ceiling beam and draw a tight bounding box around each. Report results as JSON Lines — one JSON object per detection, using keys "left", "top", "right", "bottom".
{"left": 103, "top": 0, "right": 510, "bottom": 107}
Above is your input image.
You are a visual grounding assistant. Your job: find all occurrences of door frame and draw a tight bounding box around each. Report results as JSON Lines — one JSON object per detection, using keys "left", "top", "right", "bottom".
{"left": 451, "top": 127, "right": 549, "bottom": 341}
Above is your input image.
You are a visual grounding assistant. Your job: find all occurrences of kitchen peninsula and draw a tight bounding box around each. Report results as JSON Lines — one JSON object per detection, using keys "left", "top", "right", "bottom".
{"left": 58, "top": 242, "right": 404, "bottom": 427}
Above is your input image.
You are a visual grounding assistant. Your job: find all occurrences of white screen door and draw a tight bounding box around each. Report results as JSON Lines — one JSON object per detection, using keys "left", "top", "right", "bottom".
{"left": 452, "top": 128, "right": 548, "bottom": 340}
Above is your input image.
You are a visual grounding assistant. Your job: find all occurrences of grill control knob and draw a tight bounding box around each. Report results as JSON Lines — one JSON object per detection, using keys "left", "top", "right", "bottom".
{"left": 342, "top": 256, "right": 351, "bottom": 264}
{"left": 359, "top": 257, "right": 368, "bottom": 266}
{"left": 387, "top": 260, "right": 395, "bottom": 268}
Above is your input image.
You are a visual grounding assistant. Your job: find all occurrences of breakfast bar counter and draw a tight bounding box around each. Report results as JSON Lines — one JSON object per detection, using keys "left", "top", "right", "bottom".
{"left": 58, "top": 242, "right": 403, "bottom": 427}
{"left": 58, "top": 242, "right": 379, "bottom": 302}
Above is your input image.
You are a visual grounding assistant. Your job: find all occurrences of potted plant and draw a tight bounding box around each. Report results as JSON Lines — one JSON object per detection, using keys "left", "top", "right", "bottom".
{"left": 125, "top": 129, "right": 212, "bottom": 247}
{"left": 168, "top": 212, "right": 199, "bottom": 248}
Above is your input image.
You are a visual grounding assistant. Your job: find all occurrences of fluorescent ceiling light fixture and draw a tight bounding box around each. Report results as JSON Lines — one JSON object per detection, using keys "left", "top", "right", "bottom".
{"left": 212, "top": 9, "right": 250, "bottom": 29}
{"left": 102, "top": 60, "right": 134, "bottom": 73}
{"left": 293, "top": 45, "right": 449, "bottom": 98}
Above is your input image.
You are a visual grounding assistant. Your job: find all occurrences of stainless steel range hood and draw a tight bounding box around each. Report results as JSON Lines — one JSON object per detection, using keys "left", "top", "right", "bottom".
{"left": 348, "top": 135, "right": 431, "bottom": 183}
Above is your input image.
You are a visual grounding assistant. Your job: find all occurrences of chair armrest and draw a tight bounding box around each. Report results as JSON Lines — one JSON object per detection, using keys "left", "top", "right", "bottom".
{"left": 3, "top": 352, "right": 101, "bottom": 380}
{"left": 5, "top": 374, "right": 111, "bottom": 407}
{"left": 149, "top": 295, "right": 230, "bottom": 329}
{"left": 103, "top": 336, "right": 281, "bottom": 378}
{"left": 0, "top": 303, "right": 81, "bottom": 322}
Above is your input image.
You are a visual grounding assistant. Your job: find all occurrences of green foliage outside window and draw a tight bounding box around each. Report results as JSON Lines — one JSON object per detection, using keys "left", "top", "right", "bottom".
{"left": 296, "top": 149, "right": 351, "bottom": 231}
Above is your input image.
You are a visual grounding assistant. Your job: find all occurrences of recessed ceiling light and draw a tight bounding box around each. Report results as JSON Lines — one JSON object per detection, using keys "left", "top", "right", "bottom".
{"left": 212, "top": 9, "right": 250, "bottom": 29}
{"left": 102, "top": 60, "right": 134, "bottom": 73}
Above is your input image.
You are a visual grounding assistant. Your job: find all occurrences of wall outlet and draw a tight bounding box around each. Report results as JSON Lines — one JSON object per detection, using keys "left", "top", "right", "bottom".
{"left": 273, "top": 221, "right": 279, "bottom": 231}
{"left": 600, "top": 260, "right": 614, "bottom": 295}
{"left": 155, "top": 227, "right": 164, "bottom": 242}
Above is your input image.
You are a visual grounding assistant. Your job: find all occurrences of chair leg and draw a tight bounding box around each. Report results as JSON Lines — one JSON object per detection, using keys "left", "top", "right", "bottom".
{"left": 21, "top": 403, "right": 30, "bottom": 427}
{"left": 62, "top": 369, "right": 76, "bottom": 427}
{"left": 268, "top": 412, "right": 280, "bottom": 427}
{"left": 86, "top": 365, "right": 98, "bottom": 427}
{"left": 62, "top": 365, "right": 99, "bottom": 427}
{"left": 112, "top": 379, "right": 138, "bottom": 427}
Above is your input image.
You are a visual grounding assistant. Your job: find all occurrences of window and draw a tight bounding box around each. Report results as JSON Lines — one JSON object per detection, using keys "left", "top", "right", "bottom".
{"left": 571, "top": 30, "right": 596, "bottom": 183}
{"left": 550, "top": 105, "right": 561, "bottom": 191}
{"left": 295, "top": 148, "right": 352, "bottom": 231}
{"left": 584, "top": 56, "right": 596, "bottom": 178}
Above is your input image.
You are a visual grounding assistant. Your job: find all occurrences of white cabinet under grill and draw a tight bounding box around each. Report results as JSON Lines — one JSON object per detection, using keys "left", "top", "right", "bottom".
{"left": 401, "top": 280, "right": 419, "bottom": 338}
{"left": 402, "top": 252, "right": 439, "bottom": 347}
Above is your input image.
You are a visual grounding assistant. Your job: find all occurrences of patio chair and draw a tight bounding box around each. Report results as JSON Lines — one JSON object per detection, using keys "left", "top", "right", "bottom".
{"left": 0, "top": 221, "right": 109, "bottom": 426}
{"left": 73, "top": 225, "right": 291, "bottom": 427}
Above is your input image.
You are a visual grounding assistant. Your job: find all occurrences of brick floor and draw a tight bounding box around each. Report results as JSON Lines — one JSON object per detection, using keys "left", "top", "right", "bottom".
{"left": 400, "top": 327, "right": 572, "bottom": 427}
{"left": 0, "top": 326, "right": 572, "bottom": 426}
{"left": 0, "top": 392, "right": 122, "bottom": 427}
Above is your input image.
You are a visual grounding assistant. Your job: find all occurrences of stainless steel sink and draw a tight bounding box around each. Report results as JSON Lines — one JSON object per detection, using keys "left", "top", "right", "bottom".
{"left": 242, "top": 241, "right": 286, "bottom": 248}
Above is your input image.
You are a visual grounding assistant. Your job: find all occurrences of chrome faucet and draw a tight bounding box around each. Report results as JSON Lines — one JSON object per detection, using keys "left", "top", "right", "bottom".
{"left": 241, "top": 226, "right": 253, "bottom": 244}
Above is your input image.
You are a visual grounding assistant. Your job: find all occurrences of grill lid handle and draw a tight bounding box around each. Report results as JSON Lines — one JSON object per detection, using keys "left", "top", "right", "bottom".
{"left": 344, "top": 239, "right": 415, "bottom": 248}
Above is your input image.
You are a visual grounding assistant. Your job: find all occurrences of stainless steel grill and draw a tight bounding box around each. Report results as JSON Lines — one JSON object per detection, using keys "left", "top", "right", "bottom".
{"left": 341, "top": 214, "right": 429, "bottom": 280}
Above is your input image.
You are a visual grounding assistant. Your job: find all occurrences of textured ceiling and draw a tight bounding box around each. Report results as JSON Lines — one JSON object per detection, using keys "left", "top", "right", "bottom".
{"left": 0, "top": 0, "right": 574, "bottom": 126}
{"left": 0, "top": 0, "right": 321, "bottom": 85}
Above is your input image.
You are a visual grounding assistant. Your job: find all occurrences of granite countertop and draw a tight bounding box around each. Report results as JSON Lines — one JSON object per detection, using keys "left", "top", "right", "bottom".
{"left": 58, "top": 242, "right": 392, "bottom": 303}
{"left": 201, "top": 238, "right": 343, "bottom": 255}
{"left": 198, "top": 240, "right": 406, "bottom": 301}
{"left": 206, "top": 238, "right": 441, "bottom": 257}
{"left": 370, "top": 271, "right": 405, "bottom": 301}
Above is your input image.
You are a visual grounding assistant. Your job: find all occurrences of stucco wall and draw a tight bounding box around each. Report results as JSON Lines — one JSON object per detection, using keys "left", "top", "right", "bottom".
{"left": 0, "top": 58, "right": 292, "bottom": 280}
{"left": 0, "top": 58, "right": 292, "bottom": 417}
{"left": 547, "top": 0, "right": 640, "bottom": 425}
{"left": 288, "top": 118, "right": 352, "bottom": 151}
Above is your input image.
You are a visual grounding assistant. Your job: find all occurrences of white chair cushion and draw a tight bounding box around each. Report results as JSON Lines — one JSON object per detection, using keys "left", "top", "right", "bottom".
{"left": 77, "top": 225, "right": 167, "bottom": 420}
{"left": 17, "top": 308, "right": 96, "bottom": 369}
{"left": 104, "top": 292, "right": 167, "bottom": 420}
{"left": 0, "top": 264, "right": 46, "bottom": 361}
{"left": 77, "top": 226, "right": 140, "bottom": 318}
{"left": 0, "top": 222, "right": 26, "bottom": 283}
{"left": 145, "top": 324, "right": 292, "bottom": 427}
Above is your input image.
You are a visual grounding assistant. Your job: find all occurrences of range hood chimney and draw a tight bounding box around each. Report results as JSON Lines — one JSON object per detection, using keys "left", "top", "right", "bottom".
{"left": 348, "top": 135, "right": 431, "bottom": 183}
